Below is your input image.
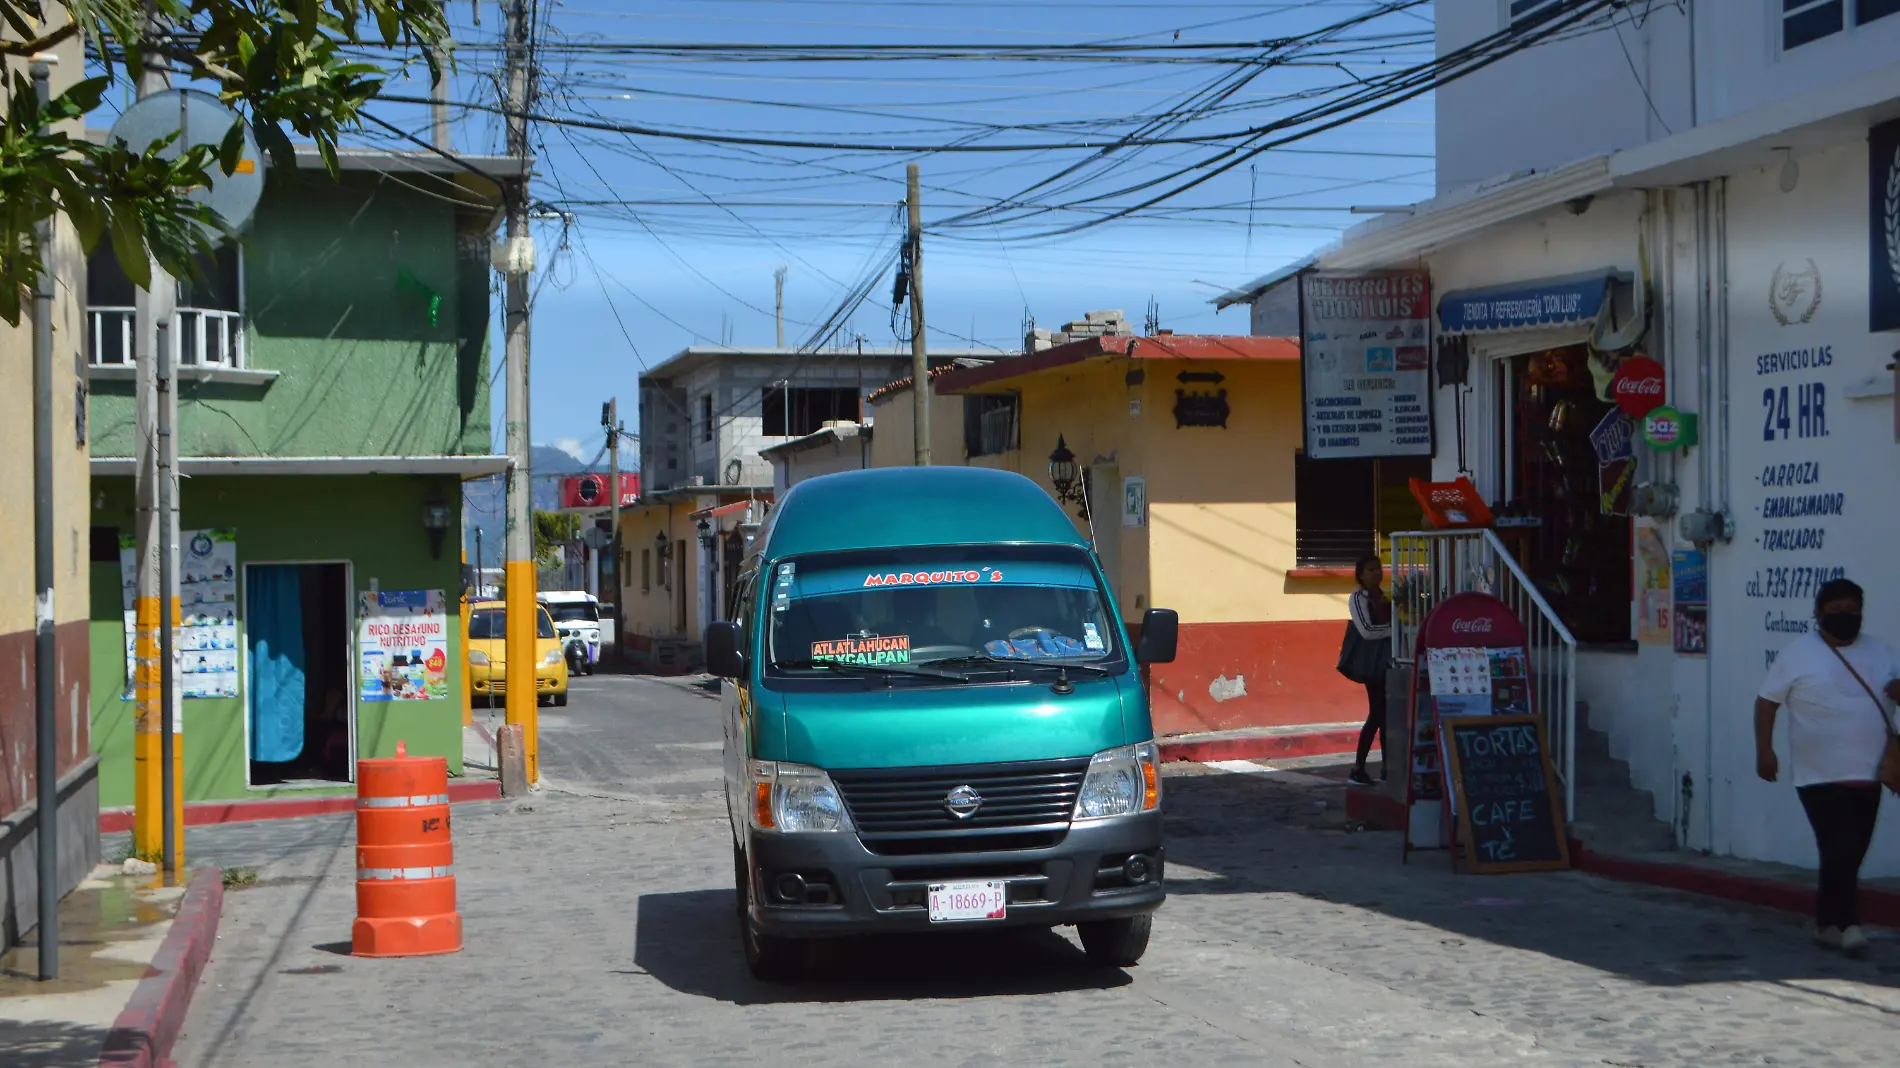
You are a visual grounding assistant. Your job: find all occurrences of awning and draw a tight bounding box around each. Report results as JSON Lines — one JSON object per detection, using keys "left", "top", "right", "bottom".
{"left": 691, "top": 500, "right": 760, "bottom": 521}
{"left": 1437, "top": 270, "right": 1625, "bottom": 334}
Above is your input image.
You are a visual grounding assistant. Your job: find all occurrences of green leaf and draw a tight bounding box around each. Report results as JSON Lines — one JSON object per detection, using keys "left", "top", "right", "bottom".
{"left": 218, "top": 119, "right": 246, "bottom": 176}
{"left": 254, "top": 119, "right": 296, "bottom": 174}
{"left": 106, "top": 203, "right": 151, "bottom": 290}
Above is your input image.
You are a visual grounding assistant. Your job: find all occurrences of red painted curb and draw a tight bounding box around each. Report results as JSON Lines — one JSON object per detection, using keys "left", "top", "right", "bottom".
{"left": 1159, "top": 727, "right": 1360, "bottom": 764}
{"left": 99, "top": 779, "right": 502, "bottom": 834}
{"left": 98, "top": 866, "right": 225, "bottom": 1068}
{"left": 1570, "top": 843, "right": 1900, "bottom": 928}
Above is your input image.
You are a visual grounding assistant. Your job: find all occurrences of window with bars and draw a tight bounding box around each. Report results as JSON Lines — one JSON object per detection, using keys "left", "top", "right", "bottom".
{"left": 1293, "top": 452, "right": 1376, "bottom": 568}
{"left": 761, "top": 386, "right": 859, "bottom": 437}
{"left": 1507, "top": 0, "right": 1581, "bottom": 29}
{"left": 87, "top": 243, "right": 245, "bottom": 368}
{"left": 1782, "top": 0, "right": 1899, "bottom": 48}
{"left": 963, "top": 392, "right": 1020, "bottom": 457}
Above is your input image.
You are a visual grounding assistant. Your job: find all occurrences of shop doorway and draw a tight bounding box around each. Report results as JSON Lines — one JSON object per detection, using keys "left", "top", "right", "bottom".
{"left": 1491, "top": 346, "right": 1633, "bottom": 644}
{"left": 245, "top": 562, "right": 354, "bottom": 785}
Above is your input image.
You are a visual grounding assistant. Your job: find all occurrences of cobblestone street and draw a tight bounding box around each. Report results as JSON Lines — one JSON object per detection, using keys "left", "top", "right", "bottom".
{"left": 168, "top": 675, "right": 1900, "bottom": 1068}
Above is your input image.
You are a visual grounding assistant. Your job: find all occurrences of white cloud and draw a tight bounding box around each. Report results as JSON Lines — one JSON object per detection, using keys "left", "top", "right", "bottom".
{"left": 551, "top": 437, "right": 585, "bottom": 461}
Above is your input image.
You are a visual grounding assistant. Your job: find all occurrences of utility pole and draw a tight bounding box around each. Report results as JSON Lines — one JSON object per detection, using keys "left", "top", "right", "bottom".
{"left": 906, "top": 163, "right": 929, "bottom": 466}
{"left": 603, "top": 399, "right": 622, "bottom": 662}
{"left": 430, "top": 40, "right": 453, "bottom": 152}
{"left": 29, "top": 57, "right": 59, "bottom": 980}
{"left": 502, "top": 0, "right": 539, "bottom": 785}
{"left": 132, "top": 8, "right": 180, "bottom": 868}
{"left": 774, "top": 266, "right": 787, "bottom": 348}
{"left": 156, "top": 321, "right": 179, "bottom": 882}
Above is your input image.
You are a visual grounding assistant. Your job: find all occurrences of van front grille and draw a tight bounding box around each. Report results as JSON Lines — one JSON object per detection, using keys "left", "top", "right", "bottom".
{"left": 831, "top": 758, "right": 1088, "bottom": 839}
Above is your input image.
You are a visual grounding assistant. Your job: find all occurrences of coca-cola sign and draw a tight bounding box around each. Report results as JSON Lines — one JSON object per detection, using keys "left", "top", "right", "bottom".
{"left": 1611, "top": 355, "right": 1666, "bottom": 418}
{"left": 1450, "top": 616, "right": 1495, "bottom": 634}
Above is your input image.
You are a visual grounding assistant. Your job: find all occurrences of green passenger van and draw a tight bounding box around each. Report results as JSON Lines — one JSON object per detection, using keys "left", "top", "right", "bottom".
{"left": 707, "top": 466, "right": 1178, "bottom": 980}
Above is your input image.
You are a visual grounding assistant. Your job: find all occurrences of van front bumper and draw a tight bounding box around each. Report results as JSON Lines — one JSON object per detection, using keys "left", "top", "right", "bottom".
{"left": 743, "top": 812, "right": 1164, "bottom": 937}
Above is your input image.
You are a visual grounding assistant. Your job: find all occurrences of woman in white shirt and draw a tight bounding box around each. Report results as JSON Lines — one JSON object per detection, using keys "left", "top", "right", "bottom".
{"left": 1347, "top": 553, "right": 1393, "bottom": 786}
{"left": 1754, "top": 577, "right": 1900, "bottom": 958}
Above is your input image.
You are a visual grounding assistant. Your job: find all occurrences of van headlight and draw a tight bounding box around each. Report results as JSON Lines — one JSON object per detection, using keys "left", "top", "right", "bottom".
{"left": 468, "top": 650, "right": 489, "bottom": 666}
{"left": 748, "top": 761, "right": 852, "bottom": 833}
{"left": 1073, "top": 742, "right": 1161, "bottom": 820}
{"left": 542, "top": 648, "right": 563, "bottom": 667}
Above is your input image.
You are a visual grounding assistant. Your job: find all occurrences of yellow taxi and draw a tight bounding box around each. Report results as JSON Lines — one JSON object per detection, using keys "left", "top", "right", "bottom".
{"left": 467, "top": 599, "right": 569, "bottom": 707}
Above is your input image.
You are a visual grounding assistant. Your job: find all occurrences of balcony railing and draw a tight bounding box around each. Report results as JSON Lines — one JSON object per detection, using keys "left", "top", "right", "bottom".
{"left": 88, "top": 307, "right": 245, "bottom": 368}
{"left": 1389, "top": 528, "right": 1578, "bottom": 819}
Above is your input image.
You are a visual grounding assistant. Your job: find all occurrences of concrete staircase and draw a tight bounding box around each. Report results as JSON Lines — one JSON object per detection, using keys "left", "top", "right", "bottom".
{"left": 1566, "top": 704, "right": 1678, "bottom": 856}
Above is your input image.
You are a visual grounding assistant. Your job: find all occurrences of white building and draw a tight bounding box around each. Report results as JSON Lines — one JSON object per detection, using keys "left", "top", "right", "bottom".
{"left": 1219, "top": 0, "right": 1900, "bottom": 874}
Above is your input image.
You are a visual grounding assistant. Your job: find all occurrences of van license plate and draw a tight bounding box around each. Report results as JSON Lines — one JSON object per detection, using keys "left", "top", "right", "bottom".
{"left": 927, "top": 880, "right": 1007, "bottom": 922}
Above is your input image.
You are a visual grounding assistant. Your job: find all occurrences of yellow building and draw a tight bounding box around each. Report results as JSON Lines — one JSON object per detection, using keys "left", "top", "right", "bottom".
{"left": 1, "top": 27, "right": 101, "bottom": 950}
{"left": 870, "top": 333, "right": 1426, "bottom": 736}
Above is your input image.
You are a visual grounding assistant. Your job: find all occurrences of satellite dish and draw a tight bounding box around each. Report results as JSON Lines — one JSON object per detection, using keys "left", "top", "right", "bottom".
{"left": 107, "top": 89, "right": 266, "bottom": 234}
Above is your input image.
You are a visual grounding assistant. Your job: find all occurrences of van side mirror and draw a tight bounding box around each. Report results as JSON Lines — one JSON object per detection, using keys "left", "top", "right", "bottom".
{"left": 705, "top": 621, "right": 745, "bottom": 678}
{"left": 1135, "top": 609, "right": 1178, "bottom": 665}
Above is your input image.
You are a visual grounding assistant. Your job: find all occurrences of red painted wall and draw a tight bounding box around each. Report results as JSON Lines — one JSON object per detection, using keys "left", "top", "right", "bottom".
{"left": 0, "top": 619, "right": 91, "bottom": 817}
{"left": 1143, "top": 619, "right": 1363, "bottom": 736}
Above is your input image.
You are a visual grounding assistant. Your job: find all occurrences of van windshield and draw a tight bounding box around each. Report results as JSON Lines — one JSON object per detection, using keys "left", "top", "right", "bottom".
{"left": 766, "top": 547, "right": 1119, "bottom": 677}
{"left": 546, "top": 603, "right": 599, "bottom": 623}
{"left": 469, "top": 608, "right": 556, "bottom": 640}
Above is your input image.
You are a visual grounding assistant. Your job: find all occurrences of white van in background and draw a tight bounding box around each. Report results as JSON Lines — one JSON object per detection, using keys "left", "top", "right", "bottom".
{"left": 539, "top": 590, "right": 602, "bottom": 674}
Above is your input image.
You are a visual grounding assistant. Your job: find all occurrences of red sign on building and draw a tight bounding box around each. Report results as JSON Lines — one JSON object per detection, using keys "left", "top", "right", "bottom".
{"left": 559, "top": 473, "right": 640, "bottom": 510}
{"left": 1611, "top": 355, "right": 1666, "bottom": 418}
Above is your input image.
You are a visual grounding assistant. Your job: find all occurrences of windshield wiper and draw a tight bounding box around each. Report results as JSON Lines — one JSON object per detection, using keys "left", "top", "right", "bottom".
{"left": 926, "top": 653, "right": 1115, "bottom": 677}
{"left": 772, "top": 658, "right": 970, "bottom": 682}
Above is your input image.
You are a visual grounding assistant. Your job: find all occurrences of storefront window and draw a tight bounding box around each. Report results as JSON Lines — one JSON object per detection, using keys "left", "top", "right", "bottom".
{"left": 1492, "top": 346, "right": 1633, "bottom": 645}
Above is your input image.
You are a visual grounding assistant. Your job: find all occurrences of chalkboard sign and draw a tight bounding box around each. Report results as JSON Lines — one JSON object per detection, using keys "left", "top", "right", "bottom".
{"left": 1440, "top": 714, "right": 1570, "bottom": 873}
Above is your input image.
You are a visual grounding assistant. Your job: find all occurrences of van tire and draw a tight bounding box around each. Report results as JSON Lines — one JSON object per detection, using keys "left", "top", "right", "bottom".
{"left": 1078, "top": 914, "right": 1152, "bottom": 968}
{"left": 734, "top": 843, "right": 807, "bottom": 982}
{"left": 553, "top": 691, "right": 568, "bottom": 707}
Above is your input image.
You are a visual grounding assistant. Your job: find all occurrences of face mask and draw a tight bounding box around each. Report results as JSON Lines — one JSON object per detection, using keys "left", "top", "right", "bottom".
{"left": 1820, "top": 611, "right": 1862, "bottom": 643}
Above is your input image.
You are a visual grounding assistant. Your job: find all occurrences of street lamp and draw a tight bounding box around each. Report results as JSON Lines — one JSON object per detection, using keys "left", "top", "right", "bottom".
{"left": 423, "top": 498, "right": 451, "bottom": 560}
{"left": 1048, "top": 435, "right": 1082, "bottom": 506}
{"left": 697, "top": 518, "right": 713, "bottom": 547}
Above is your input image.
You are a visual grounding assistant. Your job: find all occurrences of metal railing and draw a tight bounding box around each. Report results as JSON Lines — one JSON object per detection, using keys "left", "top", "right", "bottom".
{"left": 87, "top": 306, "right": 245, "bottom": 368}
{"left": 1389, "top": 528, "right": 1578, "bottom": 818}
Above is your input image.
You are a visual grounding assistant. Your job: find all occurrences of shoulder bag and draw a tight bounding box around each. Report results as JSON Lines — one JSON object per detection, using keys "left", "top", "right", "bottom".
{"left": 1337, "top": 597, "right": 1389, "bottom": 685}
{"left": 1824, "top": 642, "right": 1900, "bottom": 796}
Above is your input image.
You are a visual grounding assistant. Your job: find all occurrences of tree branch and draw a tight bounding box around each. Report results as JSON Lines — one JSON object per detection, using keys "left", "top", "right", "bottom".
{"left": 0, "top": 21, "right": 78, "bottom": 58}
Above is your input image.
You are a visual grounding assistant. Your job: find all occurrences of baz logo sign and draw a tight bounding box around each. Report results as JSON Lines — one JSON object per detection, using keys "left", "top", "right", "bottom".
{"left": 1874, "top": 118, "right": 1900, "bottom": 333}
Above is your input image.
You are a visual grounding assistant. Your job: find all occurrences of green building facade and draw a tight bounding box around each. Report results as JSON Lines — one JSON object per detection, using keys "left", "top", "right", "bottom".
{"left": 85, "top": 149, "right": 520, "bottom": 808}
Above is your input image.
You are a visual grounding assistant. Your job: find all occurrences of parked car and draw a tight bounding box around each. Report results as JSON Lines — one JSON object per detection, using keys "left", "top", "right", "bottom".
{"left": 467, "top": 599, "right": 568, "bottom": 707}
{"left": 540, "top": 590, "right": 603, "bottom": 675}
{"left": 709, "top": 466, "right": 1177, "bottom": 981}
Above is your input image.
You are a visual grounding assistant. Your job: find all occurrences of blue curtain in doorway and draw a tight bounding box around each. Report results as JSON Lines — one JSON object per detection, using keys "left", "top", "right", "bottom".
{"left": 248, "top": 565, "right": 306, "bottom": 763}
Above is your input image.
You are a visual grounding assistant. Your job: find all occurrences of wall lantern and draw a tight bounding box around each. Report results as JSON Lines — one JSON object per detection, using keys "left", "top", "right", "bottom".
{"left": 697, "top": 518, "right": 713, "bottom": 548}
{"left": 423, "top": 498, "right": 451, "bottom": 560}
{"left": 1048, "top": 435, "right": 1082, "bottom": 506}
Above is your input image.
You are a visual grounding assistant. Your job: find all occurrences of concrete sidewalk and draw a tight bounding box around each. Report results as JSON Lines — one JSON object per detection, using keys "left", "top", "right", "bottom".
{"left": 0, "top": 865, "right": 222, "bottom": 1068}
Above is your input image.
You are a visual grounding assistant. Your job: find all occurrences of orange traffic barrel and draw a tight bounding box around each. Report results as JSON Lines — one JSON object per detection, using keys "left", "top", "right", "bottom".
{"left": 352, "top": 741, "right": 463, "bottom": 957}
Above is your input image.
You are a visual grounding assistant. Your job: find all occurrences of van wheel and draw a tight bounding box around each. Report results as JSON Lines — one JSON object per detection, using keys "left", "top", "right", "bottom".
{"left": 553, "top": 691, "right": 568, "bottom": 707}
{"left": 734, "top": 843, "right": 807, "bottom": 981}
{"left": 1078, "top": 914, "right": 1152, "bottom": 968}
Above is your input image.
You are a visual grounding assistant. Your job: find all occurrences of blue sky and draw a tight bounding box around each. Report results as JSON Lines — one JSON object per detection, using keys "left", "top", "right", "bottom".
{"left": 358, "top": 0, "right": 1439, "bottom": 467}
